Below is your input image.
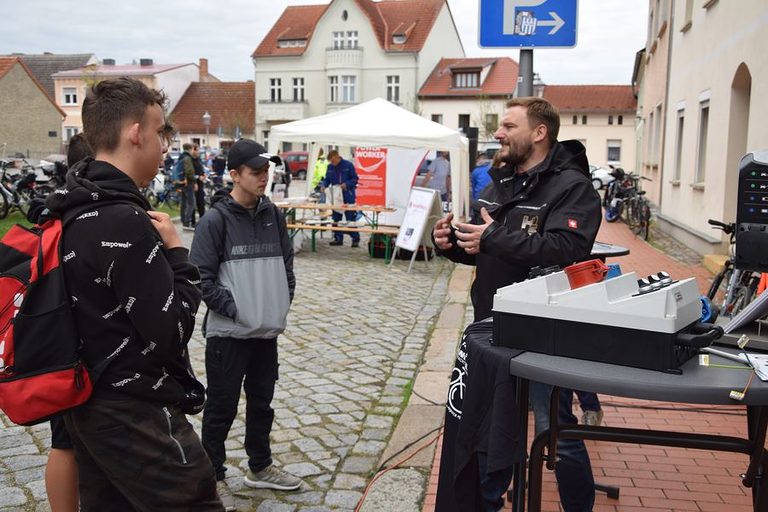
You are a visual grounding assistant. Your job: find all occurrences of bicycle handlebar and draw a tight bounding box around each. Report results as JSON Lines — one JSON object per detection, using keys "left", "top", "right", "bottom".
{"left": 707, "top": 219, "right": 734, "bottom": 234}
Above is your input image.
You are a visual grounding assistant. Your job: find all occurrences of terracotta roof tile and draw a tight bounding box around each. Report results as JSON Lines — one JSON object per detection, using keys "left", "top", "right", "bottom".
{"left": 170, "top": 82, "right": 255, "bottom": 134}
{"left": 253, "top": 4, "right": 328, "bottom": 57}
{"left": 543, "top": 85, "right": 636, "bottom": 112}
{"left": 0, "top": 57, "right": 65, "bottom": 116}
{"left": 419, "top": 57, "right": 519, "bottom": 97}
{"left": 253, "top": 0, "right": 445, "bottom": 57}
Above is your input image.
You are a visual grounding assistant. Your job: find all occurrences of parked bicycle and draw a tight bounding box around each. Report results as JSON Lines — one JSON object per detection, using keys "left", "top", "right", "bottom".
{"left": 144, "top": 170, "right": 181, "bottom": 209}
{"left": 603, "top": 168, "right": 653, "bottom": 239}
{"left": 706, "top": 219, "right": 762, "bottom": 318}
{"left": 0, "top": 160, "right": 48, "bottom": 219}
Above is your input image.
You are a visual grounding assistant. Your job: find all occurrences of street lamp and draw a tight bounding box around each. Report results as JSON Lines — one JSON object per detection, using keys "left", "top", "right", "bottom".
{"left": 202, "top": 111, "right": 211, "bottom": 151}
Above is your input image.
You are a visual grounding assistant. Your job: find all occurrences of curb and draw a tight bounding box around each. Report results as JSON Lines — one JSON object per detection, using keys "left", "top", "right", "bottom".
{"left": 360, "top": 264, "right": 474, "bottom": 511}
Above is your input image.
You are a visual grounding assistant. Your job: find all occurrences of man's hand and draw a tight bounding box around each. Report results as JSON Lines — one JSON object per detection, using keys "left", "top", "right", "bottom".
{"left": 433, "top": 212, "right": 454, "bottom": 250}
{"left": 147, "top": 211, "right": 183, "bottom": 249}
{"left": 340, "top": 183, "right": 347, "bottom": 191}
{"left": 454, "top": 208, "right": 495, "bottom": 255}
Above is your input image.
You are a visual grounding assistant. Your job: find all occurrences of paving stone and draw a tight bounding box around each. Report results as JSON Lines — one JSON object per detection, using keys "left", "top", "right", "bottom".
{"left": 256, "top": 500, "right": 297, "bottom": 512}
{"left": 283, "top": 462, "right": 323, "bottom": 478}
{"left": 340, "top": 456, "right": 377, "bottom": 474}
{"left": 324, "top": 490, "right": 363, "bottom": 509}
{"left": 0, "top": 487, "right": 26, "bottom": 508}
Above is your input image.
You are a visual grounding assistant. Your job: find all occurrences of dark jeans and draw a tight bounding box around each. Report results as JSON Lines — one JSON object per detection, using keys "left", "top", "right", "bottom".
{"left": 530, "top": 383, "right": 595, "bottom": 512}
{"left": 202, "top": 337, "right": 278, "bottom": 480}
{"left": 332, "top": 210, "right": 360, "bottom": 242}
{"left": 575, "top": 390, "right": 601, "bottom": 412}
{"left": 181, "top": 183, "right": 197, "bottom": 226}
{"left": 64, "top": 397, "right": 222, "bottom": 511}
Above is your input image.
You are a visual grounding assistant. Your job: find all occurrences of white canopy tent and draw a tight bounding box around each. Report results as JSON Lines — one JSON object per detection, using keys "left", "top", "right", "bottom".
{"left": 269, "top": 98, "right": 471, "bottom": 222}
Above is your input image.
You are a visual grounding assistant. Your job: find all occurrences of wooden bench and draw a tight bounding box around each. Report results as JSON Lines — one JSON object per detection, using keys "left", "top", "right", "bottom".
{"left": 287, "top": 223, "right": 399, "bottom": 258}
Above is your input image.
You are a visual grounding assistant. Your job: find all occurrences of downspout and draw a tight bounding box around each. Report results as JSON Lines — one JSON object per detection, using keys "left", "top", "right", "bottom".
{"left": 658, "top": 2, "right": 675, "bottom": 212}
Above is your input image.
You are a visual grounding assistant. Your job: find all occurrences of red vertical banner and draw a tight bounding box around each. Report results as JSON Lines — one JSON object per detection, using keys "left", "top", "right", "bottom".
{"left": 354, "top": 147, "right": 387, "bottom": 206}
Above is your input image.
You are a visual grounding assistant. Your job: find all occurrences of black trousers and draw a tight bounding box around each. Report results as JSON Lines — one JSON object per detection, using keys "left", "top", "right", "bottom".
{"left": 64, "top": 397, "right": 222, "bottom": 511}
{"left": 202, "top": 336, "right": 278, "bottom": 480}
{"left": 194, "top": 181, "right": 206, "bottom": 222}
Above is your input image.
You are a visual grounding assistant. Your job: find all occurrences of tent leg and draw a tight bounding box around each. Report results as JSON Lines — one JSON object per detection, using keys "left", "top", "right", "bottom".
{"left": 389, "top": 246, "right": 399, "bottom": 266}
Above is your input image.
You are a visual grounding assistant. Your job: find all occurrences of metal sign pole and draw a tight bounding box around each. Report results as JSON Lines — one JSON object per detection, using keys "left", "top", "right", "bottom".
{"left": 518, "top": 49, "right": 534, "bottom": 97}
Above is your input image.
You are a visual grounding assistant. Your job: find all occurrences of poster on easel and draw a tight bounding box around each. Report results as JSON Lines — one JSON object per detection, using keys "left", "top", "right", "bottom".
{"left": 394, "top": 187, "right": 442, "bottom": 254}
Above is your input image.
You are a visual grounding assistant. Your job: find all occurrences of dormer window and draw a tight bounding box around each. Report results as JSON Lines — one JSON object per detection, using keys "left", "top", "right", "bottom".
{"left": 453, "top": 71, "right": 480, "bottom": 89}
{"left": 277, "top": 39, "right": 307, "bottom": 48}
{"left": 392, "top": 34, "right": 406, "bottom": 44}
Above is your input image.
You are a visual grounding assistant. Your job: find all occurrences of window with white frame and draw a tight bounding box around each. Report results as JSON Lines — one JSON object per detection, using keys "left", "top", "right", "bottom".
{"left": 64, "top": 126, "right": 79, "bottom": 141}
{"left": 674, "top": 109, "right": 685, "bottom": 181}
{"left": 341, "top": 75, "right": 356, "bottom": 103}
{"left": 653, "top": 104, "right": 662, "bottom": 164}
{"left": 269, "top": 78, "right": 282, "bottom": 102}
{"left": 607, "top": 140, "right": 621, "bottom": 164}
{"left": 618, "top": 115, "right": 624, "bottom": 125}
{"left": 453, "top": 71, "right": 480, "bottom": 88}
{"left": 292, "top": 77, "right": 305, "bottom": 102}
{"left": 608, "top": 115, "right": 614, "bottom": 125}
{"left": 386, "top": 75, "right": 400, "bottom": 103}
{"left": 572, "top": 115, "right": 578, "bottom": 125}
{"left": 329, "top": 76, "right": 339, "bottom": 103}
{"left": 332, "top": 31, "right": 344, "bottom": 49}
{"left": 485, "top": 113, "right": 498, "bottom": 135}
{"left": 63, "top": 87, "right": 77, "bottom": 105}
{"left": 346, "top": 31, "right": 358, "bottom": 49}
{"left": 695, "top": 100, "right": 709, "bottom": 183}
{"left": 647, "top": 111, "right": 654, "bottom": 164}
{"left": 431, "top": 114, "right": 443, "bottom": 124}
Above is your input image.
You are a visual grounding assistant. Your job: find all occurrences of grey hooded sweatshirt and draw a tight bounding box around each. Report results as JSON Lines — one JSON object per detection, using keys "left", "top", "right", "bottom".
{"left": 189, "top": 193, "right": 295, "bottom": 339}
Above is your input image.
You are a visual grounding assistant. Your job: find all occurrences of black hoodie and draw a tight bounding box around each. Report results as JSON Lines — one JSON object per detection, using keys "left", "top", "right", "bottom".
{"left": 45, "top": 160, "right": 204, "bottom": 410}
{"left": 436, "top": 140, "right": 602, "bottom": 320}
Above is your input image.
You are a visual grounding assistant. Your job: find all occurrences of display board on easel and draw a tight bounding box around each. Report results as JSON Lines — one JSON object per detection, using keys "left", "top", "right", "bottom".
{"left": 390, "top": 187, "right": 442, "bottom": 272}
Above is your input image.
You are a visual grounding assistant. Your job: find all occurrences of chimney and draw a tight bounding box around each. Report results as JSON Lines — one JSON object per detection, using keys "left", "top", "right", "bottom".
{"left": 139, "top": 58, "right": 153, "bottom": 66}
{"left": 102, "top": 58, "right": 116, "bottom": 65}
{"left": 199, "top": 58, "right": 209, "bottom": 79}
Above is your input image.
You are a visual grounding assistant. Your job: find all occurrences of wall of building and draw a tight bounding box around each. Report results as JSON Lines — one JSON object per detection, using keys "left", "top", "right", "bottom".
{"left": 154, "top": 65, "right": 200, "bottom": 112}
{"left": 419, "top": 97, "right": 506, "bottom": 141}
{"left": 659, "top": 0, "right": 768, "bottom": 255}
{"left": 559, "top": 112, "right": 637, "bottom": 171}
{"left": 0, "top": 64, "right": 62, "bottom": 157}
{"left": 416, "top": 4, "right": 465, "bottom": 89}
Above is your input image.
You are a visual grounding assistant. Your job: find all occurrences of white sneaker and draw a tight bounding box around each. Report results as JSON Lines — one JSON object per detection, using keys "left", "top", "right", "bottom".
{"left": 244, "top": 464, "right": 302, "bottom": 491}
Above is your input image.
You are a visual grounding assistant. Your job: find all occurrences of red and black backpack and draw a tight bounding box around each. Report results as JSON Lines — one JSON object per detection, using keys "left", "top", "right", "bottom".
{"left": 0, "top": 207, "right": 94, "bottom": 425}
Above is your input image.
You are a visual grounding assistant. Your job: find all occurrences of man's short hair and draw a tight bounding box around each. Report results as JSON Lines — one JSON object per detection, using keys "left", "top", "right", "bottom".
{"left": 182, "top": 142, "right": 194, "bottom": 151}
{"left": 82, "top": 77, "right": 167, "bottom": 153}
{"left": 327, "top": 150, "right": 340, "bottom": 159}
{"left": 506, "top": 97, "right": 560, "bottom": 145}
{"left": 66, "top": 133, "right": 92, "bottom": 167}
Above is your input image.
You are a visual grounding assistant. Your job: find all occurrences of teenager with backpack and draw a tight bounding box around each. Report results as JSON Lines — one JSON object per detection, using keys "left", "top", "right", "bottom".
{"left": 190, "top": 138, "right": 301, "bottom": 511}
{"left": 44, "top": 77, "right": 223, "bottom": 511}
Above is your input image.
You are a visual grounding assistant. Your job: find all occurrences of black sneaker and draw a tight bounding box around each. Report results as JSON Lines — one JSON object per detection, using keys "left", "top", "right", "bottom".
{"left": 351, "top": 240, "right": 360, "bottom": 248}
{"left": 329, "top": 240, "right": 343, "bottom": 246}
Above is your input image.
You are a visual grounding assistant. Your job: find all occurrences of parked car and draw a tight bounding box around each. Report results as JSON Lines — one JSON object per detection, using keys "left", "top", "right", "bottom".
{"left": 282, "top": 151, "right": 309, "bottom": 179}
{"left": 589, "top": 164, "right": 615, "bottom": 190}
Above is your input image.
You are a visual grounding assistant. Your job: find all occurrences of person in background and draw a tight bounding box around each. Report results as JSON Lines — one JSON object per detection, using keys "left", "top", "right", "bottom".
{"left": 179, "top": 142, "right": 198, "bottom": 230}
{"left": 193, "top": 145, "right": 206, "bottom": 224}
{"left": 433, "top": 97, "right": 600, "bottom": 512}
{"left": 311, "top": 148, "right": 329, "bottom": 199}
{"left": 41, "top": 132, "right": 93, "bottom": 512}
{"left": 190, "top": 139, "right": 301, "bottom": 511}
{"left": 320, "top": 150, "right": 359, "bottom": 247}
{"left": 212, "top": 151, "right": 227, "bottom": 187}
{"left": 423, "top": 150, "right": 451, "bottom": 202}
{"left": 45, "top": 76, "right": 221, "bottom": 511}
{"left": 470, "top": 153, "right": 495, "bottom": 201}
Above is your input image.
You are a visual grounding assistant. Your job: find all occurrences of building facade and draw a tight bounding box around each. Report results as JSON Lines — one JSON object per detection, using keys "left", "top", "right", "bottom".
{"left": 252, "top": 0, "right": 464, "bottom": 151}
{"left": 418, "top": 57, "right": 518, "bottom": 144}
{"left": 52, "top": 58, "right": 201, "bottom": 143}
{"left": 645, "top": 0, "right": 768, "bottom": 255}
{"left": 543, "top": 85, "right": 637, "bottom": 172}
{"left": 0, "top": 57, "right": 65, "bottom": 158}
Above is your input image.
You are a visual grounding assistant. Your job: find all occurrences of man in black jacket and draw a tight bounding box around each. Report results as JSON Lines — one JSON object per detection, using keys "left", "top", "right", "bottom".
{"left": 433, "top": 97, "right": 601, "bottom": 512}
{"left": 46, "top": 77, "right": 223, "bottom": 511}
{"left": 190, "top": 139, "right": 301, "bottom": 510}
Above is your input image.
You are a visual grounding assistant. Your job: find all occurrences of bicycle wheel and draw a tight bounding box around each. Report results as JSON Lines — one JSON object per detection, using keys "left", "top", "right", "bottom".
{"left": 0, "top": 187, "right": 10, "bottom": 219}
{"left": 15, "top": 189, "right": 33, "bottom": 217}
{"left": 626, "top": 198, "right": 637, "bottom": 231}
{"left": 636, "top": 201, "right": 651, "bottom": 241}
{"left": 707, "top": 264, "right": 731, "bottom": 302}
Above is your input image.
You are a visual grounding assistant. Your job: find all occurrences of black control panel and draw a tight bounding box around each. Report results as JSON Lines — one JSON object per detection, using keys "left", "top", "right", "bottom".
{"left": 736, "top": 151, "right": 768, "bottom": 271}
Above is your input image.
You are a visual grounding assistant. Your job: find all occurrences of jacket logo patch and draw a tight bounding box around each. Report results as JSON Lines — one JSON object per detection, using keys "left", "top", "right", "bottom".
{"left": 568, "top": 218, "right": 579, "bottom": 229}
{"left": 521, "top": 215, "right": 539, "bottom": 235}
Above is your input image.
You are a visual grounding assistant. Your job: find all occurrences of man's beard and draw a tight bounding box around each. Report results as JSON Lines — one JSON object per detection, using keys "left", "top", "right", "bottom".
{"left": 500, "top": 139, "right": 533, "bottom": 168}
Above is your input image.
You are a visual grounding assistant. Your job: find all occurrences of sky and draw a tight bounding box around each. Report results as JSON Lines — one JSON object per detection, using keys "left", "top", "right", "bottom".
{"left": 5, "top": 0, "right": 648, "bottom": 85}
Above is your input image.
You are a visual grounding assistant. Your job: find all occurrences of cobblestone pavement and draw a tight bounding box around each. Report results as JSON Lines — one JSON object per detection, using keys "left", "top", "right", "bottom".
{"left": 0, "top": 226, "right": 454, "bottom": 512}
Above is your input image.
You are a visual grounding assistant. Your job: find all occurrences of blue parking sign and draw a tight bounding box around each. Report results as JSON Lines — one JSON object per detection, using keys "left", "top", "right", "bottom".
{"left": 479, "top": 0, "right": 578, "bottom": 48}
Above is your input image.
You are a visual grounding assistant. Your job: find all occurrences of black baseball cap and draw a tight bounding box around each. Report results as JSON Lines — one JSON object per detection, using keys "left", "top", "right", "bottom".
{"left": 227, "top": 139, "right": 282, "bottom": 171}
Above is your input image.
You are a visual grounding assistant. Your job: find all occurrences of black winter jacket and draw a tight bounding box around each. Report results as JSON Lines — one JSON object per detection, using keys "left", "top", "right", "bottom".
{"left": 45, "top": 160, "right": 204, "bottom": 410}
{"left": 437, "top": 140, "right": 602, "bottom": 320}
